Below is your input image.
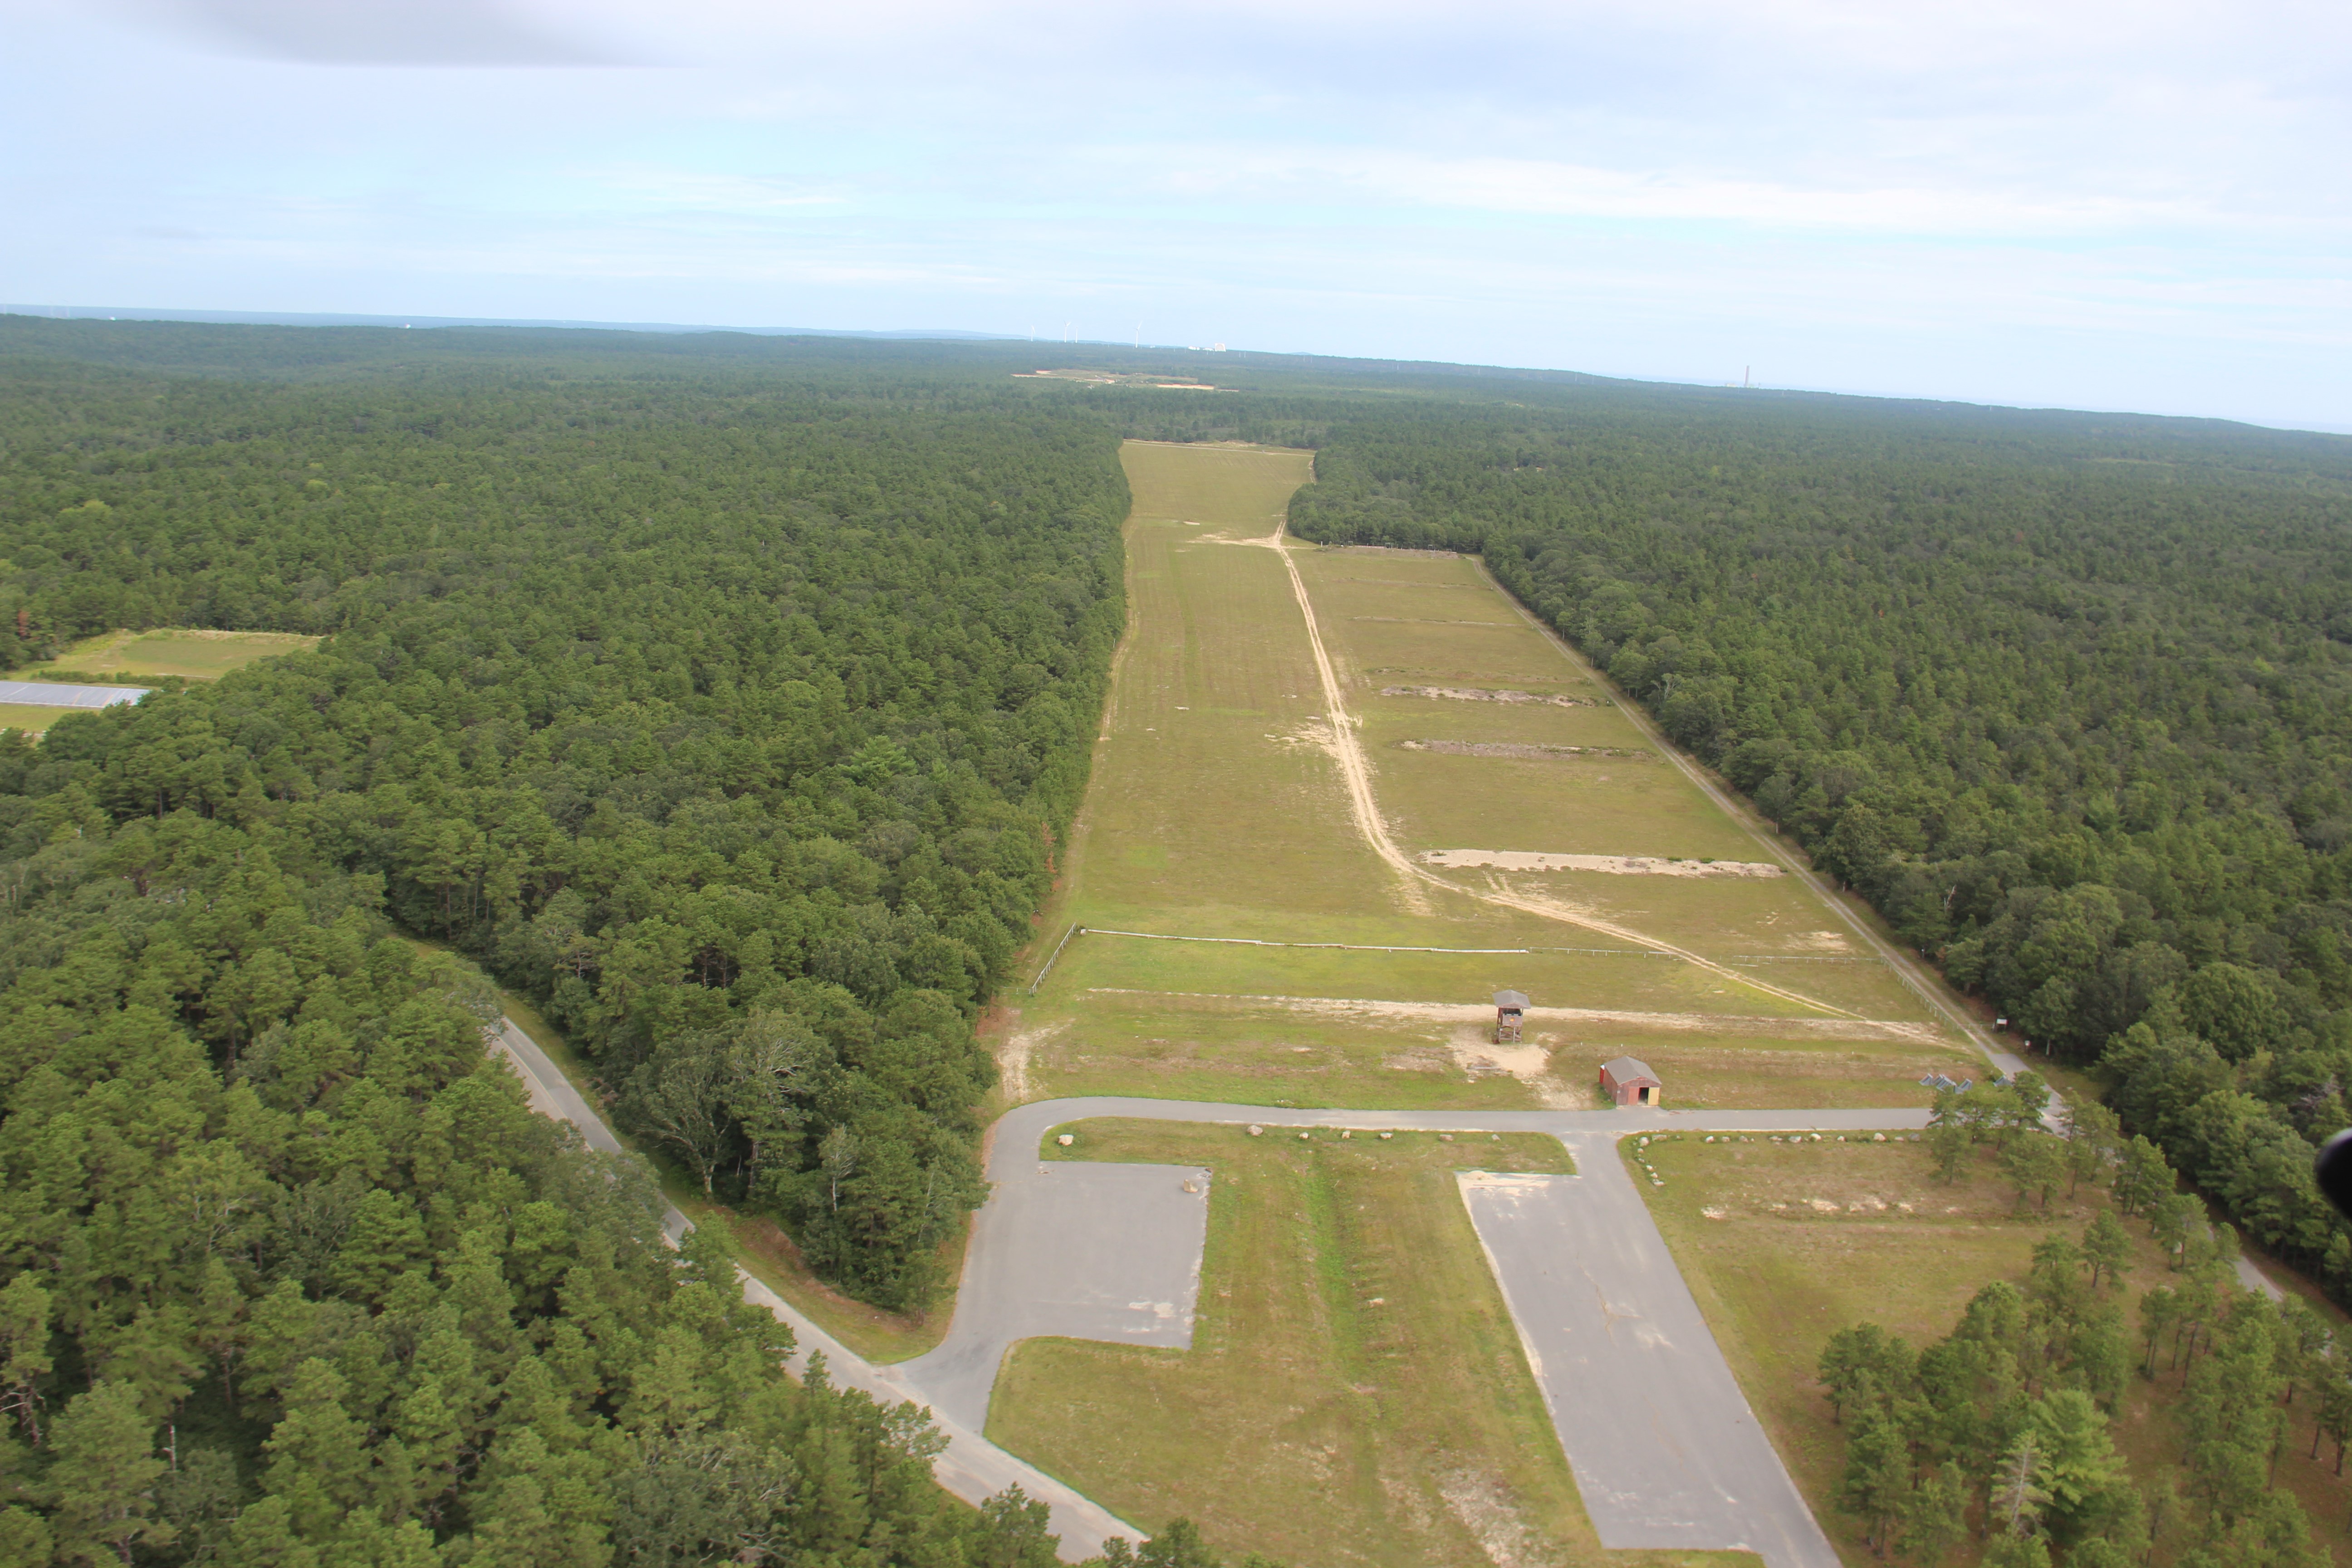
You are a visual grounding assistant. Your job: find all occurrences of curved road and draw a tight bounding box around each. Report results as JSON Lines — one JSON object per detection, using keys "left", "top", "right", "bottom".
{"left": 494, "top": 1009, "right": 1933, "bottom": 1566}
{"left": 488, "top": 1020, "right": 1152, "bottom": 1558}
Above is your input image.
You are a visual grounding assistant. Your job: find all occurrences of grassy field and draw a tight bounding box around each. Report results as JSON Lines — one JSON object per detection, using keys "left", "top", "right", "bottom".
{"left": 1638, "top": 1135, "right": 2352, "bottom": 1564}
{"left": 1023, "top": 983, "right": 1973, "bottom": 1111}
{"left": 0, "top": 702, "right": 85, "bottom": 734}
{"left": 1012, "top": 441, "right": 1966, "bottom": 1110}
{"left": 990, "top": 1119, "right": 1736, "bottom": 1568}
{"left": 24, "top": 627, "right": 320, "bottom": 681}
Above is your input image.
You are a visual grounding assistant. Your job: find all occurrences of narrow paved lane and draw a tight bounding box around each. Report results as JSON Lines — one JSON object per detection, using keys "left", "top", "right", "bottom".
{"left": 490, "top": 1019, "right": 1151, "bottom": 1560}
{"left": 1467, "top": 1147, "right": 1834, "bottom": 1567}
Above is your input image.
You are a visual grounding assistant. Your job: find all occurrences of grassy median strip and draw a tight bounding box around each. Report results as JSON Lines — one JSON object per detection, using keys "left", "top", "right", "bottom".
{"left": 988, "top": 1119, "right": 1736, "bottom": 1568}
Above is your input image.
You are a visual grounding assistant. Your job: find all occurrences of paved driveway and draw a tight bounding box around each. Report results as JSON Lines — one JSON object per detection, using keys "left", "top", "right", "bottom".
{"left": 892, "top": 1157, "right": 1213, "bottom": 1430}
{"left": 492, "top": 1021, "right": 1152, "bottom": 1559}
{"left": 1464, "top": 1147, "right": 1834, "bottom": 1568}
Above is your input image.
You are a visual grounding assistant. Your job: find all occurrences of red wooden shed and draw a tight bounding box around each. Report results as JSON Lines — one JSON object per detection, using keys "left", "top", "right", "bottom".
{"left": 1600, "top": 1055, "right": 1662, "bottom": 1107}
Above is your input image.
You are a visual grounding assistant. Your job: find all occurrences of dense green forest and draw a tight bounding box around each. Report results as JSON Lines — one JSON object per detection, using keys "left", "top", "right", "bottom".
{"left": 0, "top": 320, "right": 1189, "bottom": 1564}
{"left": 1284, "top": 392, "right": 2352, "bottom": 1301}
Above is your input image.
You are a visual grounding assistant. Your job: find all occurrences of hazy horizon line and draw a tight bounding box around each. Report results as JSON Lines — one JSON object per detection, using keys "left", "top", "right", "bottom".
{"left": 8, "top": 301, "right": 2349, "bottom": 439}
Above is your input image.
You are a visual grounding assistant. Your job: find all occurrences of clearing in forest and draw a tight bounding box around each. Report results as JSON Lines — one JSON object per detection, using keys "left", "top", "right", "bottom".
{"left": 24, "top": 627, "right": 321, "bottom": 682}
{"left": 1017, "top": 441, "right": 1973, "bottom": 1112}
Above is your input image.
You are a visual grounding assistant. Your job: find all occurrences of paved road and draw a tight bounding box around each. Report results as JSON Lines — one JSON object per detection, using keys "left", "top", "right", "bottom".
{"left": 489, "top": 1021, "right": 1152, "bottom": 1560}
{"left": 0, "top": 679, "right": 148, "bottom": 707}
{"left": 1467, "top": 1147, "right": 1834, "bottom": 1567}
{"left": 893, "top": 1156, "right": 1212, "bottom": 1430}
{"left": 985, "top": 1095, "right": 1933, "bottom": 1150}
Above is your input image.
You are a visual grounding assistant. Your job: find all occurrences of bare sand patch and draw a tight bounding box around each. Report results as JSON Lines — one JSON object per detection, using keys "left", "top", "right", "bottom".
{"left": 1423, "top": 849, "right": 1784, "bottom": 879}
{"left": 1437, "top": 1468, "right": 1546, "bottom": 1568}
{"left": 997, "top": 1020, "right": 1066, "bottom": 1102}
{"left": 1398, "top": 740, "right": 1645, "bottom": 761}
{"left": 1446, "top": 1028, "right": 1588, "bottom": 1110}
{"left": 1380, "top": 686, "right": 1595, "bottom": 707}
{"left": 1448, "top": 1024, "right": 1550, "bottom": 1079}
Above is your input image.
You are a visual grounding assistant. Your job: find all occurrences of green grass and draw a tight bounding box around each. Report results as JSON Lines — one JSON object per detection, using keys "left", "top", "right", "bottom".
{"left": 0, "top": 703, "right": 78, "bottom": 734}
{"left": 25, "top": 627, "right": 320, "bottom": 681}
{"left": 1639, "top": 1136, "right": 2352, "bottom": 1565}
{"left": 1009, "top": 440, "right": 1967, "bottom": 1115}
{"left": 1029, "top": 984, "right": 1974, "bottom": 1110}
{"left": 991, "top": 1120, "right": 1739, "bottom": 1568}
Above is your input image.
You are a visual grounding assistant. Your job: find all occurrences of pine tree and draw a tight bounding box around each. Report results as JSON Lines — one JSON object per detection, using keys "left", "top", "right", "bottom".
{"left": 974, "top": 1485, "right": 1064, "bottom": 1568}
{"left": 2028, "top": 1390, "right": 2125, "bottom": 1534}
{"left": 1896, "top": 1461, "right": 1967, "bottom": 1566}
{"left": 43, "top": 1380, "right": 175, "bottom": 1566}
{"left": 1139, "top": 1519, "right": 1226, "bottom": 1568}
{"left": 2081, "top": 1210, "right": 2132, "bottom": 1292}
{"left": 1989, "top": 1431, "right": 2048, "bottom": 1539}
{"left": 0, "top": 1276, "right": 50, "bottom": 1446}
{"left": 2137, "top": 1287, "right": 2180, "bottom": 1376}
{"left": 256, "top": 1360, "right": 374, "bottom": 1538}
{"left": 1838, "top": 1408, "right": 1911, "bottom": 1553}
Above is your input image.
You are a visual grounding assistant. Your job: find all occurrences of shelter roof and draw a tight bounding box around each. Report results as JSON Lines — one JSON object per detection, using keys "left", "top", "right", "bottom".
{"left": 1601, "top": 1055, "right": 1659, "bottom": 1084}
{"left": 1493, "top": 990, "right": 1529, "bottom": 1009}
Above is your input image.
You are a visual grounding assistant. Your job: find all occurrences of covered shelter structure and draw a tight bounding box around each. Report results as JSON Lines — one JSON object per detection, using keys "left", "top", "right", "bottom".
{"left": 1599, "top": 1055, "right": 1662, "bottom": 1107}
{"left": 1493, "top": 990, "right": 1528, "bottom": 1043}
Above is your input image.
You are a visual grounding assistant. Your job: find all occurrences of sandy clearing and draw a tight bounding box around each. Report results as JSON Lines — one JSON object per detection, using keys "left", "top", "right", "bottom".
{"left": 998, "top": 1020, "right": 1067, "bottom": 1102}
{"left": 1423, "top": 849, "right": 1784, "bottom": 880}
{"left": 1398, "top": 740, "right": 1645, "bottom": 761}
{"left": 1444, "top": 1031, "right": 1589, "bottom": 1107}
{"left": 1080, "top": 988, "right": 1942, "bottom": 1042}
{"left": 1380, "top": 685, "right": 1595, "bottom": 707}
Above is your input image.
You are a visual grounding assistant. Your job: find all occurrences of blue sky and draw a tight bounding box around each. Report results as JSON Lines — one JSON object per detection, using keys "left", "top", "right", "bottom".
{"left": 6, "top": 0, "right": 2349, "bottom": 429}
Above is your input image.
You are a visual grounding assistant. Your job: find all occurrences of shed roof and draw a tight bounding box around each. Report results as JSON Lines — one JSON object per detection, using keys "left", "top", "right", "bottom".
{"left": 1601, "top": 1055, "right": 1659, "bottom": 1084}
{"left": 1493, "top": 990, "right": 1529, "bottom": 1009}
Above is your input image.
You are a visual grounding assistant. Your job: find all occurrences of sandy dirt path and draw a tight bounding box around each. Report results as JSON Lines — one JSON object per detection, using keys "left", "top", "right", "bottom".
{"left": 1247, "top": 522, "right": 1862, "bottom": 1021}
